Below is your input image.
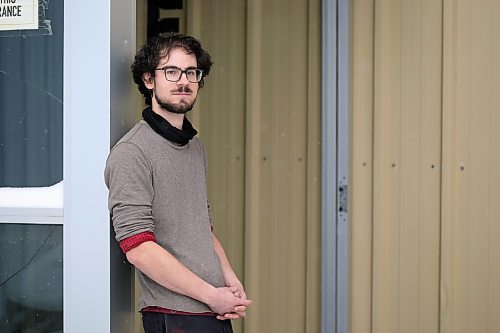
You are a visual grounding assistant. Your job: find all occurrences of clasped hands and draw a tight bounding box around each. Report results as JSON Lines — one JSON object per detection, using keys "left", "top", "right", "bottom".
{"left": 209, "top": 285, "right": 252, "bottom": 321}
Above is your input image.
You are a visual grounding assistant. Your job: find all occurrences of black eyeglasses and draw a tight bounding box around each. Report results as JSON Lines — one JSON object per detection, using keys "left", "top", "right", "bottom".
{"left": 155, "top": 66, "right": 203, "bottom": 83}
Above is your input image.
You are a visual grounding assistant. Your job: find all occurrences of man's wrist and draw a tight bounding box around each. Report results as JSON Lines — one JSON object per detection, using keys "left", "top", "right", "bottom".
{"left": 200, "top": 283, "right": 218, "bottom": 309}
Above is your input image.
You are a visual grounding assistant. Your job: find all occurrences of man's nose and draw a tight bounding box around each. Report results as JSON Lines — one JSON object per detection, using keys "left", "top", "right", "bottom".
{"left": 177, "top": 72, "right": 190, "bottom": 85}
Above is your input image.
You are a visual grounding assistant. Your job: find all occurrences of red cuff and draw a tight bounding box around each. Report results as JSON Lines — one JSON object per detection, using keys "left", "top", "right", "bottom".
{"left": 119, "top": 232, "right": 156, "bottom": 253}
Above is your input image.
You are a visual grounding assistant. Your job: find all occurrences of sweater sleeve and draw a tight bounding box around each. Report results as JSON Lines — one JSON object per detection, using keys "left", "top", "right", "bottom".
{"left": 105, "top": 142, "right": 155, "bottom": 242}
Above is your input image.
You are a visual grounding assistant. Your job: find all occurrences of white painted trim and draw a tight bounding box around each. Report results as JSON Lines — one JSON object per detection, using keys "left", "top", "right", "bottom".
{"left": 63, "top": 0, "right": 111, "bottom": 332}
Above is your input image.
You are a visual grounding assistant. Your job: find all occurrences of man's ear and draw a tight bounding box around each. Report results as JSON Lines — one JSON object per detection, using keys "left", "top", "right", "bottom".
{"left": 142, "top": 72, "right": 154, "bottom": 89}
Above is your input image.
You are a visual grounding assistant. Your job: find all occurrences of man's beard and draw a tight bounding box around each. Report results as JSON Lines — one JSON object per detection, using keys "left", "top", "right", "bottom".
{"left": 154, "top": 87, "right": 196, "bottom": 114}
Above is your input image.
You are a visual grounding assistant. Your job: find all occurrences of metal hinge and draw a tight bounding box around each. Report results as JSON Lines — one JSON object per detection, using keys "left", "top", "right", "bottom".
{"left": 338, "top": 184, "right": 348, "bottom": 213}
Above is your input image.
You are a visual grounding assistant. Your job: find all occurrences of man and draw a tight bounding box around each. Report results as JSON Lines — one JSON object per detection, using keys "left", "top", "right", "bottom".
{"left": 105, "top": 32, "right": 251, "bottom": 333}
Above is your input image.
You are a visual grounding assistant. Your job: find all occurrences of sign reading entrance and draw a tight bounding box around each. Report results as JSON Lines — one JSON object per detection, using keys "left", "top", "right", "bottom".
{"left": 0, "top": 0, "right": 38, "bottom": 31}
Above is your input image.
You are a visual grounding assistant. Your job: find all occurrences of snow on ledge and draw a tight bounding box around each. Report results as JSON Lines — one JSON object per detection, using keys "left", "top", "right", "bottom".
{"left": 0, "top": 181, "right": 63, "bottom": 209}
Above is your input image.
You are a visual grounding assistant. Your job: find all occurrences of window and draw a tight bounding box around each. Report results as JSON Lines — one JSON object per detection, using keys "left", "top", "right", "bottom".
{"left": 0, "top": 224, "right": 63, "bottom": 332}
{"left": 0, "top": 0, "right": 63, "bottom": 188}
{"left": 0, "top": 1, "right": 64, "bottom": 332}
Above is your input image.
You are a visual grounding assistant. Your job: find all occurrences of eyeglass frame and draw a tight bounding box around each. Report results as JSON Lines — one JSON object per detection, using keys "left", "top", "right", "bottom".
{"left": 154, "top": 66, "right": 204, "bottom": 83}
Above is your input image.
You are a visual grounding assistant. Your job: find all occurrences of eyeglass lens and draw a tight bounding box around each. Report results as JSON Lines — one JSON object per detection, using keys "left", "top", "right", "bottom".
{"left": 164, "top": 67, "right": 202, "bottom": 83}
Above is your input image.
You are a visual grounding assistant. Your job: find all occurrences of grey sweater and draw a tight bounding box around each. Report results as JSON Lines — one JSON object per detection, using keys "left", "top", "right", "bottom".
{"left": 104, "top": 120, "right": 225, "bottom": 313}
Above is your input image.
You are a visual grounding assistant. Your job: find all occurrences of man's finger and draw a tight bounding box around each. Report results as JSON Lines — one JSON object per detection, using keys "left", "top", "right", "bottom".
{"left": 234, "top": 305, "right": 247, "bottom": 313}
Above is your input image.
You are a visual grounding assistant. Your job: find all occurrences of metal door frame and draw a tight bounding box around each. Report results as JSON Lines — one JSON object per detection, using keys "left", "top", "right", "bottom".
{"left": 322, "top": 0, "right": 350, "bottom": 332}
{"left": 63, "top": 1, "right": 136, "bottom": 332}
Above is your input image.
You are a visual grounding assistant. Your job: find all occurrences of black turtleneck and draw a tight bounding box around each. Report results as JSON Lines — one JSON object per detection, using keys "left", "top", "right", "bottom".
{"left": 142, "top": 107, "right": 198, "bottom": 146}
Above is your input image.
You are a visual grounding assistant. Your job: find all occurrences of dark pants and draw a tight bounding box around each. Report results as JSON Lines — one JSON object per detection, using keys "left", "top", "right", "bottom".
{"left": 142, "top": 312, "right": 233, "bottom": 333}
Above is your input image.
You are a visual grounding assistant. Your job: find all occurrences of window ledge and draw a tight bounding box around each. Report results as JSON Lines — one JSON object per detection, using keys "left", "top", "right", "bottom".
{"left": 0, "top": 181, "right": 63, "bottom": 224}
{"left": 0, "top": 207, "right": 63, "bottom": 224}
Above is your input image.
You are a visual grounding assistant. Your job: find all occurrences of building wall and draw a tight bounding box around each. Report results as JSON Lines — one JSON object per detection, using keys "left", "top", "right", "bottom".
{"left": 351, "top": 0, "right": 500, "bottom": 332}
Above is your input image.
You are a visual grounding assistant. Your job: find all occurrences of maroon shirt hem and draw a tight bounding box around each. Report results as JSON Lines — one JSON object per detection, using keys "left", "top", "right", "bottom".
{"left": 141, "top": 306, "right": 217, "bottom": 317}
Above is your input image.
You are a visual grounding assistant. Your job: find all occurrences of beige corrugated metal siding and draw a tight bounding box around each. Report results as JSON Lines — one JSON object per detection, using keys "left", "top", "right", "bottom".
{"left": 187, "top": 1, "right": 322, "bottom": 332}
{"left": 351, "top": 0, "right": 375, "bottom": 332}
{"left": 351, "top": 0, "right": 500, "bottom": 332}
{"left": 441, "top": 0, "right": 500, "bottom": 332}
{"left": 371, "top": 0, "right": 443, "bottom": 332}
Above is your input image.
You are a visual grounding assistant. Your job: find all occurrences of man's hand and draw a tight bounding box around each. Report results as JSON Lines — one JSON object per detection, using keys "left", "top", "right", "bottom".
{"left": 206, "top": 286, "right": 252, "bottom": 316}
{"left": 211, "top": 234, "right": 252, "bottom": 320}
{"left": 226, "top": 278, "right": 247, "bottom": 300}
{"left": 216, "top": 285, "right": 251, "bottom": 320}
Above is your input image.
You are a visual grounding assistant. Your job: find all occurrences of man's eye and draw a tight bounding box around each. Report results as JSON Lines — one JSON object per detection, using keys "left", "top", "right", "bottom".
{"left": 166, "top": 69, "right": 178, "bottom": 75}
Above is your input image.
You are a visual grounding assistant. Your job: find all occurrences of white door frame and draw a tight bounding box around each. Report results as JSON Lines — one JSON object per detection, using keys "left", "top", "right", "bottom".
{"left": 63, "top": 1, "right": 136, "bottom": 332}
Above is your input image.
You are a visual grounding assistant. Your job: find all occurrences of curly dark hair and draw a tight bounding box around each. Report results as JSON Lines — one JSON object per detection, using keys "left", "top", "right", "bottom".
{"left": 131, "top": 32, "right": 213, "bottom": 105}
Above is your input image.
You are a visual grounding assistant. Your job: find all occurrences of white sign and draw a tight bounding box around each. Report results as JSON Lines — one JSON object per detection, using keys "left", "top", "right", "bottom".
{"left": 0, "top": 0, "right": 38, "bottom": 31}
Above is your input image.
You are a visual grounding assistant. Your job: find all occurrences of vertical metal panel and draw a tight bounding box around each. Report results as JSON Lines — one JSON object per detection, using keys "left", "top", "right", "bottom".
{"left": 372, "top": 1, "right": 404, "bottom": 328}
{"left": 337, "top": 0, "right": 351, "bottom": 332}
{"left": 244, "top": 2, "right": 265, "bottom": 331}
{"left": 322, "top": 0, "right": 338, "bottom": 331}
{"left": 350, "top": 0, "right": 375, "bottom": 332}
{"left": 441, "top": 1, "right": 500, "bottom": 332}
{"left": 244, "top": 0, "right": 321, "bottom": 332}
{"left": 306, "top": 0, "right": 323, "bottom": 331}
{"left": 371, "top": 1, "right": 442, "bottom": 333}
{"left": 63, "top": 0, "right": 112, "bottom": 332}
{"left": 322, "top": 0, "right": 351, "bottom": 332}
